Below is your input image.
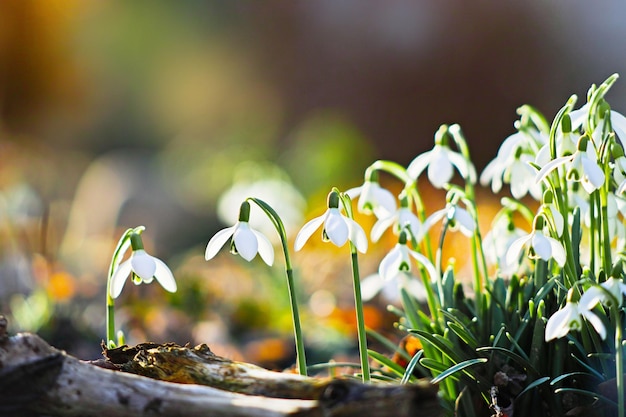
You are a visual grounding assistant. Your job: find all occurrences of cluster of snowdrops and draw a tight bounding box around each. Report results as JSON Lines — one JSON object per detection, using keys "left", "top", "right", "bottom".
{"left": 104, "top": 74, "right": 626, "bottom": 416}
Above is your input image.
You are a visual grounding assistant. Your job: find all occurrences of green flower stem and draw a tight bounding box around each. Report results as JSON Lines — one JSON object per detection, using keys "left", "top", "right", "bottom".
{"left": 449, "top": 125, "right": 489, "bottom": 307}
{"left": 337, "top": 190, "right": 370, "bottom": 382}
{"left": 350, "top": 247, "right": 371, "bottom": 382}
{"left": 247, "top": 198, "right": 307, "bottom": 376}
{"left": 106, "top": 226, "right": 144, "bottom": 348}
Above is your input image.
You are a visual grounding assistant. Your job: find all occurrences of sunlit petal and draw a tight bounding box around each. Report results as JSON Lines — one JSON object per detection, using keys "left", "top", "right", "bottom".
{"left": 545, "top": 303, "right": 579, "bottom": 341}
{"left": 407, "top": 250, "right": 438, "bottom": 283}
{"left": 371, "top": 214, "right": 396, "bottom": 242}
{"left": 582, "top": 310, "right": 607, "bottom": 340}
{"left": 427, "top": 148, "right": 454, "bottom": 188}
{"left": 205, "top": 225, "right": 236, "bottom": 260}
{"left": 407, "top": 151, "right": 432, "bottom": 179}
{"left": 253, "top": 229, "right": 275, "bottom": 266}
{"left": 153, "top": 258, "right": 177, "bottom": 293}
{"left": 110, "top": 260, "right": 132, "bottom": 298}
{"left": 360, "top": 274, "right": 386, "bottom": 302}
{"left": 346, "top": 217, "right": 368, "bottom": 253}
{"left": 579, "top": 286, "right": 605, "bottom": 310}
{"left": 505, "top": 234, "right": 531, "bottom": 267}
{"left": 546, "top": 236, "right": 566, "bottom": 267}
{"left": 131, "top": 250, "right": 157, "bottom": 281}
{"left": 446, "top": 150, "right": 476, "bottom": 183}
{"left": 535, "top": 156, "right": 571, "bottom": 185}
{"left": 581, "top": 156, "right": 605, "bottom": 190}
{"left": 233, "top": 223, "right": 259, "bottom": 261}
{"left": 453, "top": 207, "right": 475, "bottom": 236}
{"left": 324, "top": 209, "right": 349, "bottom": 247}
{"left": 379, "top": 245, "right": 404, "bottom": 281}
{"left": 294, "top": 213, "right": 327, "bottom": 251}
{"left": 611, "top": 110, "right": 626, "bottom": 142}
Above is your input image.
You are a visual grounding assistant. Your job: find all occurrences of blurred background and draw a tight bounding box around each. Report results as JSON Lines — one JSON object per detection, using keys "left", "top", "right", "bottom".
{"left": 1, "top": 1, "right": 625, "bottom": 367}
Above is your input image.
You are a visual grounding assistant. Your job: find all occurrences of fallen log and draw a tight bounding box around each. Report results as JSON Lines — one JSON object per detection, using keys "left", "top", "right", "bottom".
{"left": 0, "top": 317, "right": 441, "bottom": 417}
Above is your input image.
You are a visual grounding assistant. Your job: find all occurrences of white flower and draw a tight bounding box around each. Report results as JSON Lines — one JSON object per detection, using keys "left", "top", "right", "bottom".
{"left": 422, "top": 203, "right": 475, "bottom": 238}
{"left": 294, "top": 192, "right": 368, "bottom": 253}
{"left": 205, "top": 220, "right": 274, "bottom": 265}
{"left": 545, "top": 299, "right": 606, "bottom": 341}
{"left": 505, "top": 224, "right": 566, "bottom": 267}
{"left": 570, "top": 103, "right": 626, "bottom": 142}
{"left": 580, "top": 277, "right": 626, "bottom": 309}
{"left": 345, "top": 179, "right": 397, "bottom": 219}
{"left": 110, "top": 249, "right": 177, "bottom": 299}
{"left": 480, "top": 130, "right": 544, "bottom": 200}
{"left": 370, "top": 206, "right": 422, "bottom": 243}
{"left": 361, "top": 238, "right": 436, "bottom": 302}
{"left": 407, "top": 144, "right": 476, "bottom": 188}
{"left": 536, "top": 137, "right": 604, "bottom": 194}
{"left": 482, "top": 217, "right": 526, "bottom": 277}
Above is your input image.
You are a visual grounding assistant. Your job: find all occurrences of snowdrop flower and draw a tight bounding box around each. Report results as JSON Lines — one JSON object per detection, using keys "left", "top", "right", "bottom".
{"left": 539, "top": 190, "right": 564, "bottom": 237}
{"left": 361, "top": 231, "right": 436, "bottom": 302}
{"left": 505, "top": 215, "right": 566, "bottom": 267}
{"left": 407, "top": 125, "right": 476, "bottom": 188}
{"left": 370, "top": 194, "right": 422, "bottom": 243}
{"left": 110, "top": 232, "right": 177, "bottom": 298}
{"left": 294, "top": 190, "right": 368, "bottom": 253}
{"left": 536, "top": 136, "right": 604, "bottom": 194}
{"left": 205, "top": 201, "right": 274, "bottom": 265}
{"left": 569, "top": 102, "right": 626, "bottom": 142}
{"left": 482, "top": 215, "right": 526, "bottom": 277}
{"left": 422, "top": 200, "right": 475, "bottom": 239}
{"left": 545, "top": 289, "right": 606, "bottom": 341}
{"left": 481, "top": 129, "right": 545, "bottom": 200}
{"left": 345, "top": 173, "right": 397, "bottom": 219}
{"left": 580, "top": 276, "right": 626, "bottom": 309}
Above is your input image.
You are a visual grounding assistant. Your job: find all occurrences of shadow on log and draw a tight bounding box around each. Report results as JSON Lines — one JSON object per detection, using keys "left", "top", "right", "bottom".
{"left": 0, "top": 317, "right": 441, "bottom": 417}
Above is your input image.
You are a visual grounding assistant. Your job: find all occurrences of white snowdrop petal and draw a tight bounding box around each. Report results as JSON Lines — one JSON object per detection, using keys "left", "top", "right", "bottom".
{"left": 294, "top": 214, "right": 326, "bottom": 251}
{"left": 581, "top": 156, "right": 605, "bottom": 189}
{"left": 253, "top": 229, "right": 275, "bottom": 266}
{"left": 546, "top": 236, "right": 566, "bottom": 267}
{"left": 233, "top": 225, "right": 259, "bottom": 261}
{"left": 110, "top": 260, "right": 132, "bottom": 298}
{"left": 379, "top": 246, "right": 404, "bottom": 281}
{"left": 347, "top": 218, "right": 368, "bottom": 253}
{"left": 505, "top": 234, "right": 530, "bottom": 267}
{"left": 205, "top": 226, "right": 236, "bottom": 260}
{"left": 153, "top": 258, "right": 177, "bottom": 293}
{"left": 325, "top": 210, "right": 349, "bottom": 247}
{"left": 407, "top": 151, "right": 432, "bottom": 179}
{"left": 371, "top": 215, "right": 396, "bottom": 242}
{"left": 583, "top": 310, "right": 607, "bottom": 340}
{"left": 360, "top": 274, "right": 386, "bottom": 302}
{"left": 131, "top": 251, "right": 157, "bottom": 281}
{"left": 427, "top": 149, "right": 454, "bottom": 188}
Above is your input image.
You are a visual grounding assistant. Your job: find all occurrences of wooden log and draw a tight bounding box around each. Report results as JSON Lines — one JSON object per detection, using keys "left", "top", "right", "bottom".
{"left": 0, "top": 320, "right": 440, "bottom": 417}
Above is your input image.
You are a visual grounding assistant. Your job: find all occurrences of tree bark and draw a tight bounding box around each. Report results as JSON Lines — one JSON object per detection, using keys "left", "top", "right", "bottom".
{"left": 0, "top": 319, "right": 440, "bottom": 417}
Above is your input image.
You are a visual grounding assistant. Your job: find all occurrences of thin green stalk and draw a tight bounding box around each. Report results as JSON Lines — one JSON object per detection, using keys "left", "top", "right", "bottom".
{"left": 248, "top": 198, "right": 307, "bottom": 376}
{"left": 350, "top": 247, "right": 370, "bottom": 382}
{"left": 105, "top": 226, "right": 142, "bottom": 347}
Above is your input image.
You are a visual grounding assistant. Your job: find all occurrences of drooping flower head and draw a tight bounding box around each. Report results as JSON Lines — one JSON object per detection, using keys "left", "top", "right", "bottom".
{"left": 505, "top": 214, "right": 566, "bottom": 268}
{"left": 109, "top": 230, "right": 177, "bottom": 299}
{"left": 294, "top": 190, "right": 368, "bottom": 253}
{"left": 205, "top": 200, "right": 275, "bottom": 265}
{"left": 407, "top": 124, "right": 476, "bottom": 189}
{"left": 361, "top": 230, "right": 435, "bottom": 302}
{"left": 345, "top": 171, "right": 397, "bottom": 219}
{"left": 370, "top": 192, "right": 422, "bottom": 243}
{"left": 545, "top": 288, "right": 606, "bottom": 341}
